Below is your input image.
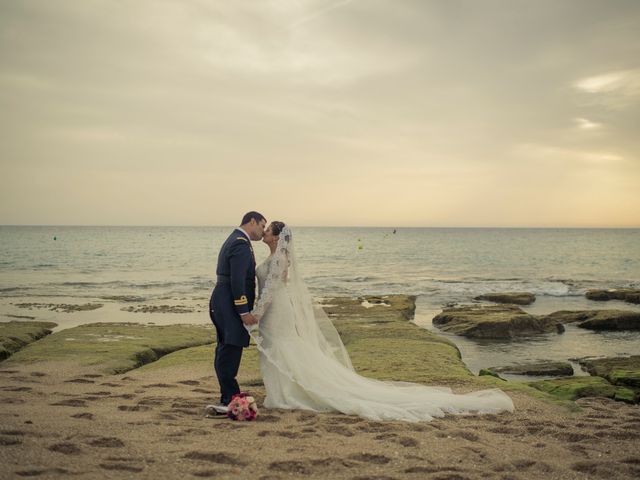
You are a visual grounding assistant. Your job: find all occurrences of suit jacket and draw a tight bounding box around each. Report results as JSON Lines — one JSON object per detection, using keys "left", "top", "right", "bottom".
{"left": 209, "top": 229, "right": 256, "bottom": 347}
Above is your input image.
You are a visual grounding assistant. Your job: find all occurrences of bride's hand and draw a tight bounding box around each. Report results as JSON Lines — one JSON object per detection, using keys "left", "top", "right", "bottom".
{"left": 241, "top": 313, "right": 259, "bottom": 326}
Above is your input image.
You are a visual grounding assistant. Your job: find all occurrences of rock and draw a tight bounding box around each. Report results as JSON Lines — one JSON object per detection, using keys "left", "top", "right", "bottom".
{"left": 478, "top": 369, "right": 505, "bottom": 380}
{"left": 474, "top": 292, "right": 536, "bottom": 305}
{"left": 577, "top": 356, "right": 640, "bottom": 389}
{"left": 528, "top": 376, "right": 637, "bottom": 403}
{"left": 432, "top": 304, "right": 563, "bottom": 338}
{"left": 543, "top": 309, "right": 640, "bottom": 330}
{"left": 121, "top": 305, "right": 195, "bottom": 314}
{"left": 489, "top": 361, "right": 574, "bottom": 377}
{"left": 320, "top": 295, "right": 416, "bottom": 322}
{"left": 6, "top": 323, "right": 215, "bottom": 374}
{"left": 586, "top": 288, "right": 640, "bottom": 304}
{"left": 0, "top": 321, "right": 57, "bottom": 361}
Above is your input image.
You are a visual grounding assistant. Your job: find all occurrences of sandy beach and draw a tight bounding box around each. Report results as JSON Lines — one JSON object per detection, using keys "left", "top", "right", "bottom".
{"left": 1, "top": 296, "right": 639, "bottom": 479}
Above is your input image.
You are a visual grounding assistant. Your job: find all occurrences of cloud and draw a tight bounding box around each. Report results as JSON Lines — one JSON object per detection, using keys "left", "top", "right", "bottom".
{"left": 514, "top": 143, "right": 624, "bottom": 165}
{"left": 573, "top": 69, "right": 640, "bottom": 109}
{"left": 574, "top": 117, "right": 603, "bottom": 130}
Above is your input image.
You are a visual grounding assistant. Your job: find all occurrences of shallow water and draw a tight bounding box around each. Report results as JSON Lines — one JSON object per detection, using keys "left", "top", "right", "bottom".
{"left": 1, "top": 225, "right": 639, "bottom": 377}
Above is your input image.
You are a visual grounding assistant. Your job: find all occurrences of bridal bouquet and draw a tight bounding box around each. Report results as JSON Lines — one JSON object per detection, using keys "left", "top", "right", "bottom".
{"left": 227, "top": 393, "right": 258, "bottom": 421}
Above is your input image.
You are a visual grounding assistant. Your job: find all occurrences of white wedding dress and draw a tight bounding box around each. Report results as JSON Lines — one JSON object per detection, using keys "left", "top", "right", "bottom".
{"left": 247, "top": 226, "right": 514, "bottom": 422}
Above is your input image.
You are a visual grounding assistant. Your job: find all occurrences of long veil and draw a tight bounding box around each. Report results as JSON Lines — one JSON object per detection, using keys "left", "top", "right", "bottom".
{"left": 246, "top": 225, "right": 515, "bottom": 421}
{"left": 248, "top": 225, "right": 354, "bottom": 371}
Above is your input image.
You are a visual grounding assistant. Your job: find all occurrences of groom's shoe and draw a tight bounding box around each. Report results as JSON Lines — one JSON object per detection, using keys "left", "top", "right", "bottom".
{"left": 204, "top": 403, "right": 229, "bottom": 417}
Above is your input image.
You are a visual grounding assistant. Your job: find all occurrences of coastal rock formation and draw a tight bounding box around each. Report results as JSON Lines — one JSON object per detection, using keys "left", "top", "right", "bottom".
{"left": 543, "top": 309, "right": 640, "bottom": 331}
{"left": 320, "top": 295, "right": 416, "bottom": 322}
{"left": 432, "top": 304, "right": 563, "bottom": 338}
{"left": 528, "top": 376, "right": 637, "bottom": 403}
{"left": 14, "top": 303, "right": 103, "bottom": 313}
{"left": 585, "top": 288, "right": 640, "bottom": 304}
{"left": 488, "top": 362, "right": 574, "bottom": 377}
{"left": 0, "top": 321, "right": 57, "bottom": 361}
{"left": 474, "top": 292, "right": 536, "bottom": 305}
{"left": 121, "top": 304, "right": 195, "bottom": 314}
{"left": 577, "top": 356, "right": 640, "bottom": 391}
{"left": 6, "top": 323, "right": 215, "bottom": 374}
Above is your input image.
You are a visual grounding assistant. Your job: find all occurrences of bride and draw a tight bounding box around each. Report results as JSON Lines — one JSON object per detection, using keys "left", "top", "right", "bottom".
{"left": 247, "top": 221, "right": 514, "bottom": 422}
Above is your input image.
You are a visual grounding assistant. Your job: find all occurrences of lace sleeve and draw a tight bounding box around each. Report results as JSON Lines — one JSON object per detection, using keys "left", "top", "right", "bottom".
{"left": 252, "top": 248, "right": 290, "bottom": 321}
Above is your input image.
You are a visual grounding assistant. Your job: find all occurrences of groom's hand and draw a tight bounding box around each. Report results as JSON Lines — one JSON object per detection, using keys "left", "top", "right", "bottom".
{"left": 240, "top": 313, "right": 258, "bottom": 326}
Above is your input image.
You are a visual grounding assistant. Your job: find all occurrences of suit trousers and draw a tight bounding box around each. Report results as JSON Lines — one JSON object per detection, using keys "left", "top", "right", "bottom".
{"left": 214, "top": 341, "right": 243, "bottom": 405}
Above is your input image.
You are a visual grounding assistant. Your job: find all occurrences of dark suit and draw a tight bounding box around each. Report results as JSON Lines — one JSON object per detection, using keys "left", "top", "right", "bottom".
{"left": 209, "top": 229, "right": 256, "bottom": 405}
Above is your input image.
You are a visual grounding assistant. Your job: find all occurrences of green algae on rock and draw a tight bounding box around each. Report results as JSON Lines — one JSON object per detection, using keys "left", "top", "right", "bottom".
{"left": 6, "top": 323, "right": 214, "bottom": 374}
{"left": 432, "top": 304, "right": 563, "bottom": 338}
{"left": 527, "top": 376, "right": 637, "bottom": 403}
{"left": 577, "top": 356, "right": 640, "bottom": 391}
{"left": 474, "top": 292, "right": 536, "bottom": 305}
{"left": 0, "top": 321, "right": 57, "bottom": 361}
{"left": 489, "top": 362, "right": 574, "bottom": 377}
{"left": 121, "top": 305, "right": 196, "bottom": 314}
{"left": 543, "top": 309, "right": 640, "bottom": 330}
{"left": 319, "top": 295, "right": 416, "bottom": 322}
{"left": 586, "top": 288, "right": 640, "bottom": 304}
{"left": 14, "top": 302, "right": 104, "bottom": 313}
{"left": 134, "top": 343, "right": 263, "bottom": 387}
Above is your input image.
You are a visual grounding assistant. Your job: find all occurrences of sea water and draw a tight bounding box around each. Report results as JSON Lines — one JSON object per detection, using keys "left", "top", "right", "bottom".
{"left": 1, "top": 226, "right": 639, "bottom": 377}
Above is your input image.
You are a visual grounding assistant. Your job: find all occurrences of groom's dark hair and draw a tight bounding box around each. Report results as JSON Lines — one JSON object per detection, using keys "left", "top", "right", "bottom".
{"left": 240, "top": 211, "right": 266, "bottom": 226}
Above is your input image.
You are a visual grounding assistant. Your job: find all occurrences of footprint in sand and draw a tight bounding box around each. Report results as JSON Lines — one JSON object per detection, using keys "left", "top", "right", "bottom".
{"left": 355, "top": 422, "right": 396, "bottom": 434}
{"left": 449, "top": 430, "right": 480, "bottom": 442}
{"left": 351, "top": 476, "right": 398, "bottom": 480}
{"left": 0, "top": 397, "right": 26, "bottom": 404}
{"left": 348, "top": 453, "right": 391, "bottom": 465}
{"left": 257, "top": 414, "right": 280, "bottom": 423}
{"left": 395, "top": 436, "right": 419, "bottom": 447}
{"left": 99, "top": 382, "right": 122, "bottom": 387}
{"left": 0, "top": 436, "right": 22, "bottom": 446}
{"left": 137, "top": 398, "right": 164, "bottom": 406}
{"left": 65, "top": 378, "right": 95, "bottom": 384}
{"left": 191, "top": 388, "right": 211, "bottom": 394}
{"left": 183, "top": 451, "right": 248, "bottom": 467}
{"left": 50, "top": 399, "right": 87, "bottom": 407}
{"left": 178, "top": 380, "right": 200, "bottom": 386}
{"left": 88, "top": 437, "right": 125, "bottom": 448}
{"left": 296, "top": 412, "right": 317, "bottom": 422}
{"left": 99, "top": 463, "right": 144, "bottom": 473}
{"left": 404, "top": 465, "right": 467, "bottom": 477}
{"left": 326, "top": 415, "right": 363, "bottom": 425}
{"left": 191, "top": 470, "right": 228, "bottom": 478}
{"left": 2, "top": 386, "right": 32, "bottom": 392}
{"left": 84, "top": 391, "right": 111, "bottom": 398}
{"left": 554, "top": 431, "right": 594, "bottom": 442}
{"left": 268, "top": 460, "right": 312, "bottom": 475}
{"left": 118, "top": 405, "right": 151, "bottom": 412}
{"left": 48, "top": 442, "right": 82, "bottom": 455}
{"left": 113, "top": 393, "right": 135, "bottom": 399}
{"left": 14, "top": 468, "right": 70, "bottom": 477}
{"left": 71, "top": 412, "right": 94, "bottom": 420}
{"left": 259, "top": 430, "right": 302, "bottom": 439}
{"left": 323, "top": 425, "right": 354, "bottom": 437}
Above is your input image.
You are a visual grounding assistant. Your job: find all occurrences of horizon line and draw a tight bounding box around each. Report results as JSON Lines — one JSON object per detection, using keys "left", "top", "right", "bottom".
{"left": 1, "top": 224, "right": 639, "bottom": 229}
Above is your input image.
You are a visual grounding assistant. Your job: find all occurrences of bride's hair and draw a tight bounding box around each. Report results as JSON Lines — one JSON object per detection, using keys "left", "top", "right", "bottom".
{"left": 270, "top": 221, "right": 286, "bottom": 236}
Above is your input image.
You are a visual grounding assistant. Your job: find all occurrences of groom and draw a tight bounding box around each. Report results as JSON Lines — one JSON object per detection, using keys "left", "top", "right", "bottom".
{"left": 208, "top": 211, "right": 266, "bottom": 412}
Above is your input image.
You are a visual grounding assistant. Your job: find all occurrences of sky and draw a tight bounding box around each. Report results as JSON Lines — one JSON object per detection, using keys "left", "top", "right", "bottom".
{"left": 1, "top": 0, "right": 639, "bottom": 227}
